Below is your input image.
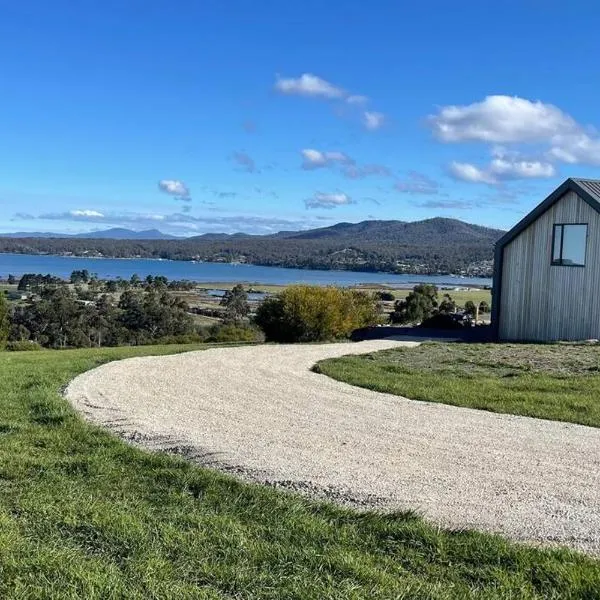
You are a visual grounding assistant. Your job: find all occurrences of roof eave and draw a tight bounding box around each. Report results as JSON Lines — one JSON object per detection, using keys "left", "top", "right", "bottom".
{"left": 495, "top": 178, "right": 600, "bottom": 251}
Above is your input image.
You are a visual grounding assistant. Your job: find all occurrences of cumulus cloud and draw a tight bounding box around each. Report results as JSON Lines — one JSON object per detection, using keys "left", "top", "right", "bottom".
{"left": 305, "top": 192, "right": 353, "bottom": 209}
{"left": 449, "top": 148, "right": 556, "bottom": 185}
{"left": 301, "top": 149, "right": 354, "bottom": 170}
{"left": 158, "top": 179, "right": 191, "bottom": 201}
{"left": 429, "top": 95, "right": 576, "bottom": 143}
{"left": 429, "top": 94, "right": 600, "bottom": 169}
{"left": 275, "top": 73, "right": 386, "bottom": 131}
{"left": 363, "top": 111, "right": 385, "bottom": 131}
{"left": 299, "top": 148, "right": 390, "bottom": 179}
{"left": 394, "top": 171, "right": 440, "bottom": 194}
{"left": 448, "top": 162, "right": 498, "bottom": 184}
{"left": 232, "top": 151, "right": 257, "bottom": 173}
{"left": 274, "top": 73, "right": 345, "bottom": 99}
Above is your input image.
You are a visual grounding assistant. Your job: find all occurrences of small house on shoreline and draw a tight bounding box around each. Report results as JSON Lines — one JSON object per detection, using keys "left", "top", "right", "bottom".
{"left": 493, "top": 178, "right": 600, "bottom": 341}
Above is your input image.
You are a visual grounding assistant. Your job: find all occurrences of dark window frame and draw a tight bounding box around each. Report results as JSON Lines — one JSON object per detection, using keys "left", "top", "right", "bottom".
{"left": 551, "top": 222, "right": 588, "bottom": 267}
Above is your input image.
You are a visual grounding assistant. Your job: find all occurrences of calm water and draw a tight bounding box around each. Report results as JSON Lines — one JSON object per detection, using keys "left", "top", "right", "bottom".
{"left": 0, "top": 253, "right": 492, "bottom": 288}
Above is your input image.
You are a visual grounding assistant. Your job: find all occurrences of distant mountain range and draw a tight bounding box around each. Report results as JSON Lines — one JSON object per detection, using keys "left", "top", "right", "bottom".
{"left": 0, "top": 228, "right": 179, "bottom": 240}
{"left": 0, "top": 218, "right": 505, "bottom": 276}
{"left": 0, "top": 219, "right": 504, "bottom": 245}
{"left": 189, "top": 217, "right": 504, "bottom": 245}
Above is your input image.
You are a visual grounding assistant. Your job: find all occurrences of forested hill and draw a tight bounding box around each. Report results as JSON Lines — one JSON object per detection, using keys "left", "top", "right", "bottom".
{"left": 268, "top": 218, "right": 502, "bottom": 244}
{"left": 0, "top": 218, "right": 504, "bottom": 277}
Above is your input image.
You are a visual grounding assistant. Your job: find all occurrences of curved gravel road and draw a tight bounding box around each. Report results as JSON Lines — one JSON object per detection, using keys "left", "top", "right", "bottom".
{"left": 66, "top": 341, "right": 600, "bottom": 554}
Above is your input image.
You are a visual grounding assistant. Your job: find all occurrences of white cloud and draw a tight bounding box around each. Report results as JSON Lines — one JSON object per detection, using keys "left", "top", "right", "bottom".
{"left": 305, "top": 192, "right": 353, "bottom": 209}
{"left": 363, "top": 111, "right": 385, "bottom": 131}
{"left": 274, "top": 73, "right": 345, "bottom": 99}
{"left": 70, "top": 209, "right": 105, "bottom": 218}
{"left": 158, "top": 179, "right": 191, "bottom": 201}
{"left": 430, "top": 94, "right": 600, "bottom": 167}
{"left": 301, "top": 149, "right": 353, "bottom": 170}
{"left": 429, "top": 95, "right": 576, "bottom": 143}
{"left": 449, "top": 146, "right": 556, "bottom": 184}
{"left": 489, "top": 157, "right": 555, "bottom": 179}
{"left": 547, "top": 132, "right": 600, "bottom": 165}
{"left": 449, "top": 162, "right": 497, "bottom": 184}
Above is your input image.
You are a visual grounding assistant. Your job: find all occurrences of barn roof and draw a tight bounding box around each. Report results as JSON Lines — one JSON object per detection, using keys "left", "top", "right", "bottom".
{"left": 495, "top": 178, "right": 600, "bottom": 250}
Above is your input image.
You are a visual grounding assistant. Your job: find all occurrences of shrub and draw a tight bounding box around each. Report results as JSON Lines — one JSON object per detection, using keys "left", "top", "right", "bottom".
{"left": 419, "top": 313, "right": 465, "bottom": 330}
{"left": 6, "top": 340, "right": 43, "bottom": 352}
{"left": 375, "top": 291, "right": 395, "bottom": 302}
{"left": 390, "top": 284, "right": 439, "bottom": 324}
{"left": 205, "top": 323, "right": 263, "bottom": 343}
{"left": 0, "top": 292, "right": 9, "bottom": 349}
{"left": 464, "top": 300, "right": 477, "bottom": 317}
{"left": 255, "top": 285, "right": 380, "bottom": 343}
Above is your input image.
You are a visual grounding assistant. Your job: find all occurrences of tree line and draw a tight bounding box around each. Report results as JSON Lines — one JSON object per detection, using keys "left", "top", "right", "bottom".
{"left": 0, "top": 273, "right": 258, "bottom": 350}
{"left": 0, "top": 235, "right": 495, "bottom": 276}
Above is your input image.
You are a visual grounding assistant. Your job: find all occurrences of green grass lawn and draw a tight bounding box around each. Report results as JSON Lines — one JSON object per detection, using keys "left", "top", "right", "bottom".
{"left": 316, "top": 342, "right": 600, "bottom": 428}
{"left": 0, "top": 345, "right": 599, "bottom": 598}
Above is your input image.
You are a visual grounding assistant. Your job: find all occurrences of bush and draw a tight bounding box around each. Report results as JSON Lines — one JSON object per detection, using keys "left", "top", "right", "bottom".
{"left": 0, "top": 292, "right": 9, "bottom": 349}
{"left": 254, "top": 285, "right": 380, "bottom": 343}
{"left": 5, "top": 340, "right": 43, "bottom": 352}
{"left": 375, "top": 291, "right": 395, "bottom": 302}
{"left": 419, "top": 313, "right": 465, "bottom": 330}
{"left": 389, "top": 284, "right": 439, "bottom": 325}
{"left": 205, "top": 323, "right": 263, "bottom": 343}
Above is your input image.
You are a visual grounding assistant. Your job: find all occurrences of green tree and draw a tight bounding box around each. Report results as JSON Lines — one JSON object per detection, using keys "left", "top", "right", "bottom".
{"left": 438, "top": 293, "right": 457, "bottom": 315}
{"left": 464, "top": 300, "right": 477, "bottom": 318}
{"left": 220, "top": 284, "right": 250, "bottom": 324}
{"left": 390, "top": 284, "right": 438, "bottom": 324}
{"left": 0, "top": 293, "right": 10, "bottom": 348}
{"left": 70, "top": 269, "right": 90, "bottom": 284}
{"left": 479, "top": 300, "right": 490, "bottom": 313}
{"left": 255, "top": 285, "right": 380, "bottom": 343}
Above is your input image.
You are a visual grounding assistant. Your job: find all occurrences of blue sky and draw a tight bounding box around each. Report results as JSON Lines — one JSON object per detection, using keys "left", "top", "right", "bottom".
{"left": 2, "top": 1, "right": 600, "bottom": 235}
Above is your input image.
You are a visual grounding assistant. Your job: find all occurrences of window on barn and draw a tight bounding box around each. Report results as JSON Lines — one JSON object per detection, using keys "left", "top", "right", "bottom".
{"left": 551, "top": 224, "right": 587, "bottom": 266}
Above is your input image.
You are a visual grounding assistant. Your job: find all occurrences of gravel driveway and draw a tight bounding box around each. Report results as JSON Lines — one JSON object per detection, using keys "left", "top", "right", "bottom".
{"left": 65, "top": 341, "right": 600, "bottom": 554}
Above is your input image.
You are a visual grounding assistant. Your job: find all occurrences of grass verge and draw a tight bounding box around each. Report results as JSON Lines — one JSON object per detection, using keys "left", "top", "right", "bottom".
{"left": 316, "top": 342, "right": 600, "bottom": 428}
{"left": 0, "top": 344, "right": 598, "bottom": 598}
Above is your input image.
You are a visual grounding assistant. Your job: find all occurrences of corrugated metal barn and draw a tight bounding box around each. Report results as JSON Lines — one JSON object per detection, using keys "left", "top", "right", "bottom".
{"left": 492, "top": 178, "right": 600, "bottom": 341}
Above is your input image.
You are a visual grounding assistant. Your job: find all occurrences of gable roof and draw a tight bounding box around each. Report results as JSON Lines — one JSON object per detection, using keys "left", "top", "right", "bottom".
{"left": 495, "top": 178, "right": 600, "bottom": 250}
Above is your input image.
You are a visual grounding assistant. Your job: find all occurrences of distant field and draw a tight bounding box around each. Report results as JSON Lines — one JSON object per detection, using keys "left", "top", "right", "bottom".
{"left": 198, "top": 282, "right": 492, "bottom": 308}
{"left": 391, "top": 288, "right": 491, "bottom": 307}
{"left": 317, "top": 342, "right": 600, "bottom": 428}
{"left": 0, "top": 344, "right": 598, "bottom": 597}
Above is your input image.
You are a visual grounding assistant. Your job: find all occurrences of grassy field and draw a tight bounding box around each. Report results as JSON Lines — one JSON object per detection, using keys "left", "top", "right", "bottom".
{"left": 390, "top": 288, "right": 491, "bottom": 308}
{"left": 197, "top": 283, "right": 492, "bottom": 309}
{"left": 0, "top": 345, "right": 598, "bottom": 598}
{"left": 316, "top": 342, "right": 600, "bottom": 428}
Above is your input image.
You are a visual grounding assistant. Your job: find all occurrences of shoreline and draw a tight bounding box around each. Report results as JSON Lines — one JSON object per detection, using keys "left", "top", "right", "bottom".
{"left": 0, "top": 251, "right": 493, "bottom": 287}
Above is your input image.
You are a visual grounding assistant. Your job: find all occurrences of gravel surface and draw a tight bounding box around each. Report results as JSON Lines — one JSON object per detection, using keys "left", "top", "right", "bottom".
{"left": 65, "top": 341, "right": 600, "bottom": 555}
